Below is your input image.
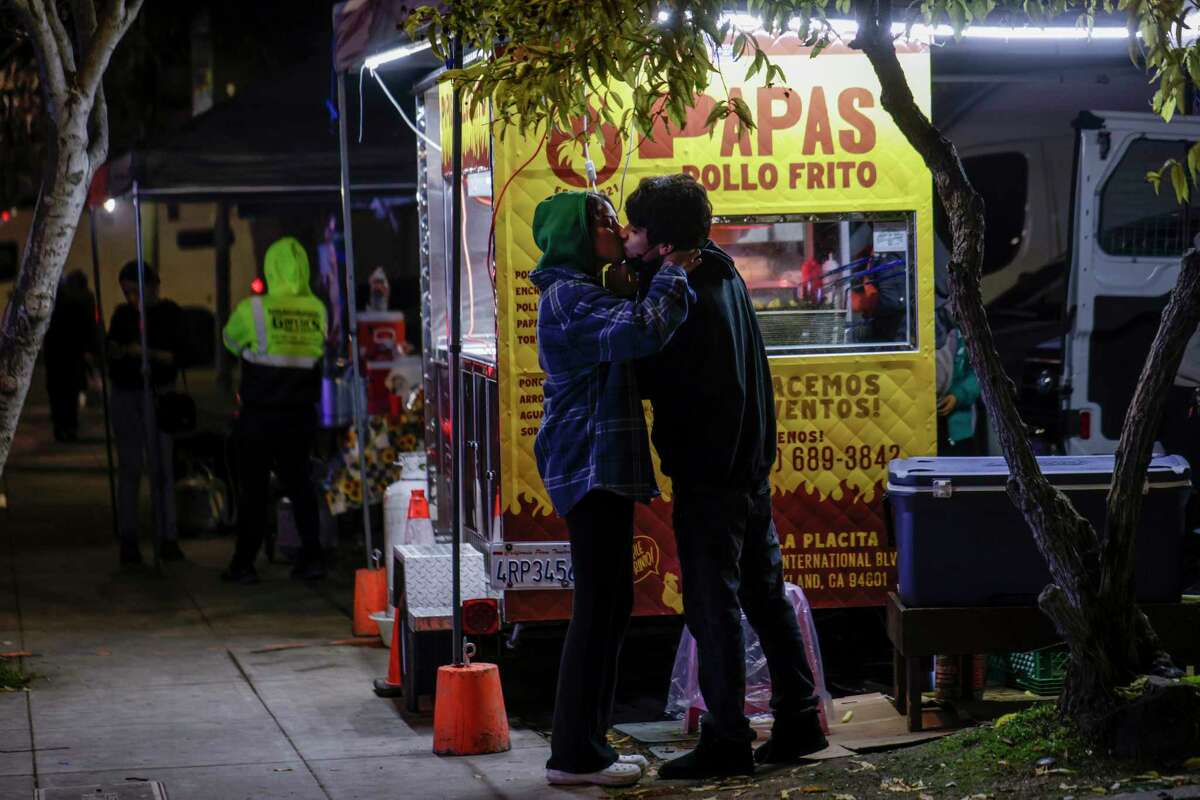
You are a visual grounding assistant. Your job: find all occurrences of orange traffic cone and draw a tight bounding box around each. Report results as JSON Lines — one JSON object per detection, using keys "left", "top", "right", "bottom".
{"left": 373, "top": 606, "right": 404, "bottom": 698}
{"left": 353, "top": 566, "right": 388, "bottom": 637}
{"left": 433, "top": 659, "right": 511, "bottom": 755}
{"left": 404, "top": 489, "right": 434, "bottom": 545}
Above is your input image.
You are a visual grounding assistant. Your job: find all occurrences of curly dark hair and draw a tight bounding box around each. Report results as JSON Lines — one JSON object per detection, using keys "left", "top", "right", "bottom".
{"left": 624, "top": 173, "right": 712, "bottom": 251}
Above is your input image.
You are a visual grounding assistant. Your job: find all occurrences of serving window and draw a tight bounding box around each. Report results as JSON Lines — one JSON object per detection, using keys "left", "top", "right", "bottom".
{"left": 712, "top": 212, "right": 919, "bottom": 356}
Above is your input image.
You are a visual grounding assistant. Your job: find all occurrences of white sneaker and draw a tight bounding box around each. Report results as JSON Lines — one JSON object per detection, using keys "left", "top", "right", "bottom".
{"left": 546, "top": 761, "right": 643, "bottom": 786}
{"left": 618, "top": 754, "right": 649, "bottom": 773}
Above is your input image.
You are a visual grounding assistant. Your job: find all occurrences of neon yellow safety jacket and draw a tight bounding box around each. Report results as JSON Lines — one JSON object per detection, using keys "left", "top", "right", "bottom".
{"left": 223, "top": 237, "right": 327, "bottom": 409}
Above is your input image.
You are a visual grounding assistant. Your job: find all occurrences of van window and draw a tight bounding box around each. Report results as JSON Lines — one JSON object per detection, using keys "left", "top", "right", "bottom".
{"left": 713, "top": 213, "right": 918, "bottom": 356}
{"left": 1099, "top": 138, "right": 1196, "bottom": 257}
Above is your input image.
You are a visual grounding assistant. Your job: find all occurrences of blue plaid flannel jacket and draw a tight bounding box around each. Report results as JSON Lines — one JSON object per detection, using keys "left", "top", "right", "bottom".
{"left": 530, "top": 264, "right": 694, "bottom": 516}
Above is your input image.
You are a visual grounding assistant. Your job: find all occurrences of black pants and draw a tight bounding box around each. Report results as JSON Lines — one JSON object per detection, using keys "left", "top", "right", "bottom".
{"left": 674, "top": 479, "right": 820, "bottom": 746}
{"left": 547, "top": 490, "right": 635, "bottom": 774}
{"left": 231, "top": 409, "right": 321, "bottom": 571}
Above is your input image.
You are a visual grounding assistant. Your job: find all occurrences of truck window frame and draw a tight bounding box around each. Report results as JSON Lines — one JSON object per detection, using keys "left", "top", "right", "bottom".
{"left": 712, "top": 211, "right": 920, "bottom": 358}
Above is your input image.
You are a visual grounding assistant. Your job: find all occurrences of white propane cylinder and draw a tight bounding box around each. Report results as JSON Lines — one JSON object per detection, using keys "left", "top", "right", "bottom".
{"left": 383, "top": 452, "right": 427, "bottom": 609}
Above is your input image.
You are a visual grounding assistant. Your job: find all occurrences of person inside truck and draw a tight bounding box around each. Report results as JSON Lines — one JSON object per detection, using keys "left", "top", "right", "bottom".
{"left": 530, "top": 190, "right": 700, "bottom": 788}
{"left": 622, "top": 173, "right": 828, "bottom": 780}
{"left": 935, "top": 292, "right": 981, "bottom": 456}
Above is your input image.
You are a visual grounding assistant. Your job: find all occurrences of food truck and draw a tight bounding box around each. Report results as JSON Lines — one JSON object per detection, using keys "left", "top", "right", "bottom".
{"left": 408, "top": 30, "right": 938, "bottom": 632}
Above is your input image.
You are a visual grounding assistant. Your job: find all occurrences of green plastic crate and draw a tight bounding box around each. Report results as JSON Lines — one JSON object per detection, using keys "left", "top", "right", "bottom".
{"left": 1004, "top": 645, "right": 1069, "bottom": 695}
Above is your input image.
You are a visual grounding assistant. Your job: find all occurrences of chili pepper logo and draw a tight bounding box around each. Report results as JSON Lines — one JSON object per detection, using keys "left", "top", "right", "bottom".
{"left": 546, "top": 109, "right": 624, "bottom": 188}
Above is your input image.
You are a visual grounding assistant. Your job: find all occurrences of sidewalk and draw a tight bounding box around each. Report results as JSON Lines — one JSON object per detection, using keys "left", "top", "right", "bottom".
{"left": 0, "top": 390, "right": 599, "bottom": 800}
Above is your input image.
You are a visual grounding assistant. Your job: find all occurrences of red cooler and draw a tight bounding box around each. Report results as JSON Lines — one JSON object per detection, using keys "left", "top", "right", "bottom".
{"left": 358, "top": 311, "right": 407, "bottom": 416}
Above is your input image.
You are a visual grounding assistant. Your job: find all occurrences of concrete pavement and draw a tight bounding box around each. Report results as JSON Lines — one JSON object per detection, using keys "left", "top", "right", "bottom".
{"left": 1, "top": 387, "right": 600, "bottom": 800}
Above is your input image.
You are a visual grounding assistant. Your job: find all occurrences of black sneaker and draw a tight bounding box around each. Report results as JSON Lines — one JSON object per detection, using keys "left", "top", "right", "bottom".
{"left": 160, "top": 541, "right": 186, "bottom": 562}
{"left": 220, "top": 565, "right": 259, "bottom": 585}
{"left": 753, "top": 718, "right": 828, "bottom": 764}
{"left": 119, "top": 542, "right": 143, "bottom": 565}
{"left": 658, "top": 742, "right": 754, "bottom": 780}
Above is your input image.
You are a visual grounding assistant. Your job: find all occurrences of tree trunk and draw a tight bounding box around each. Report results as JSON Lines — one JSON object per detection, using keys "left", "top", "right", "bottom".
{"left": 851, "top": 2, "right": 1200, "bottom": 739}
{"left": 0, "top": 104, "right": 92, "bottom": 478}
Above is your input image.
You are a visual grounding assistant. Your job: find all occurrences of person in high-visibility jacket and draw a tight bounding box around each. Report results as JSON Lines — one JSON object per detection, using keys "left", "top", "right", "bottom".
{"left": 221, "top": 236, "right": 328, "bottom": 584}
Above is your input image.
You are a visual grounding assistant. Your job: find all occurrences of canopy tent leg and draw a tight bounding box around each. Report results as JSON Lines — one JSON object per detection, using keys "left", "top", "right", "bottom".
{"left": 132, "top": 184, "right": 162, "bottom": 574}
{"left": 215, "top": 201, "right": 233, "bottom": 391}
{"left": 88, "top": 208, "right": 120, "bottom": 544}
{"left": 448, "top": 36, "right": 465, "bottom": 667}
{"left": 336, "top": 71, "right": 376, "bottom": 568}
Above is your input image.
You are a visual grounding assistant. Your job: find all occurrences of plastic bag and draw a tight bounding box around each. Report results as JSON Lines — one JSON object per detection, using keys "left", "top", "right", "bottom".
{"left": 664, "top": 583, "right": 833, "bottom": 734}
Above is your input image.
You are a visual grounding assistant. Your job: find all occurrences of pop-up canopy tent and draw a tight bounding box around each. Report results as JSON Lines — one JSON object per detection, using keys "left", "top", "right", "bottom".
{"left": 89, "top": 46, "right": 436, "bottom": 568}
{"left": 99, "top": 53, "right": 423, "bottom": 201}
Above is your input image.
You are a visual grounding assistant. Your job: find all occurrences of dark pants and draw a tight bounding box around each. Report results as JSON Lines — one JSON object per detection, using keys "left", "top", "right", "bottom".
{"left": 231, "top": 408, "right": 321, "bottom": 571}
{"left": 674, "top": 479, "right": 820, "bottom": 746}
{"left": 547, "top": 490, "right": 635, "bottom": 774}
{"left": 937, "top": 417, "right": 977, "bottom": 457}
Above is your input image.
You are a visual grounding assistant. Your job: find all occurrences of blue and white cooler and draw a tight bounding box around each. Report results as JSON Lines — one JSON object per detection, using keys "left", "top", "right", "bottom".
{"left": 886, "top": 454, "right": 1191, "bottom": 607}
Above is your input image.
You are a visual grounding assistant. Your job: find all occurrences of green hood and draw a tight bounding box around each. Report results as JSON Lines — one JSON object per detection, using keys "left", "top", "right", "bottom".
{"left": 264, "top": 237, "right": 313, "bottom": 297}
{"left": 532, "top": 191, "right": 595, "bottom": 273}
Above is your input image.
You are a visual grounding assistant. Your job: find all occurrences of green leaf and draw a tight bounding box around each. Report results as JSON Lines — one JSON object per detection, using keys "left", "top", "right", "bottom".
{"left": 1170, "top": 161, "right": 1190, "bottom": 203}
{"left": 730, "top": 95, "right": 756, "bottom": 130}
{"left": 1147, "top": 169, "right": 1162, "bottom": 195}
{"left": 1188, "top": 143, "right": 1200, "bottom": 182}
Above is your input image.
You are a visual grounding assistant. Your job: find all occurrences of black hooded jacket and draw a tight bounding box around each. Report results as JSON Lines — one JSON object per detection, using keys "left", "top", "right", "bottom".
{"left": 636, "top": 240, "right": 776, "bottom": 490}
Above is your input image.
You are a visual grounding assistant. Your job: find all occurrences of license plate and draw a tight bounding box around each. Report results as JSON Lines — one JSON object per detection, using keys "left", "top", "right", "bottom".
{"left": 489, "top": 544, "right": 574, "bottom": 590}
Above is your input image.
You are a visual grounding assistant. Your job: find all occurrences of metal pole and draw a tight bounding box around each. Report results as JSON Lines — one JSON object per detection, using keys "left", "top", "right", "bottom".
{"left": 88, "top": 209, "right": 120, "bottom": 544}
{"left": 449, "top": 37, "right": 465, "bottom": 667}
{"left": 132, "top": 183, "right": 162, "bottom": 572}
{"left": 336, "top": 71, "right": 375, "bottom": 568}
{"left": 214, "top": 201, "right": 232, "bottom": 390}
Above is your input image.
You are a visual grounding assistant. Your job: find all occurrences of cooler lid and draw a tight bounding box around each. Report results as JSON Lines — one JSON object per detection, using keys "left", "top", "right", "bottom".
{"left": 887, "top": 454, "right": 1190, "bottom": 492}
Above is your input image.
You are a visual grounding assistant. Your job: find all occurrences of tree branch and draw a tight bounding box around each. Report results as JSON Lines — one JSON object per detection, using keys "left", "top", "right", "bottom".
{"left": 77, "top": 0, "right": 144, "bottom": 106}
{"left": 86, "top": 83, "right": 108, "bottom": 167}
{"left": 43, "top": 0, "right": 77, "bottom": 75}
{"left": 11, "top": 0, "right": 69, "bottom": 117}
{"left": 1101, "top": 249, "right": 1200, "bottom": 604}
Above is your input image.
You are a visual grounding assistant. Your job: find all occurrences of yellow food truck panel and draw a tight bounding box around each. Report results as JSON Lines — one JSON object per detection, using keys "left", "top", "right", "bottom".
{"left": 453, "top": 34, "right": 936, "bottom": 619}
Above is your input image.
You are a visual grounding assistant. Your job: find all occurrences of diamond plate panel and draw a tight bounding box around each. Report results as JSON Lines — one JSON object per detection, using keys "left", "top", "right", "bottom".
{"left": 395, "top": 543, "right": 496, "bottom": 628}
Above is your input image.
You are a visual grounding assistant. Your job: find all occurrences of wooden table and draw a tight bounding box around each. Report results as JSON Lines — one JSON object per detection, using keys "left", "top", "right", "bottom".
{"left": 885, "top": 592, "right": 1200, "bottom": 731}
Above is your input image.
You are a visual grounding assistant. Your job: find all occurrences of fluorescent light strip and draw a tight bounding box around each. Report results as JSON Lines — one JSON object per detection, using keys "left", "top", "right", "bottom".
{"left": 365, "top": 42, "right": 484, "bottom": 72}
{"left": 364, "top": 41, "right": 432, "bottom": 71}
{"left": 720, "top": 13, "right": 1130, "bottom": 41}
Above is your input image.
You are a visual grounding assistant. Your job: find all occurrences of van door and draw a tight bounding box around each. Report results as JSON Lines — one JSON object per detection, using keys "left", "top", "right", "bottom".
{"left": 1064, "top": 112, "right": 1200, "bottom": 454}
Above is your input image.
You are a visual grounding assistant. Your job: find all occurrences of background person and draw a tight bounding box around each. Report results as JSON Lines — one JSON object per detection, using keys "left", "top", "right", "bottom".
{"left": 45, "top": 270, "right": 99, "bottom": 442}
{"left": 532, "top": 190, "right": 697, "bottom": 788}
{"left": 106, "top": 262, "right": 186, "bottom": 565}
{"left": 221, "top": 237, "right": 328, "bottom": 584}
{"left": 935, "top": 296, "right": 981, "bottom": 456}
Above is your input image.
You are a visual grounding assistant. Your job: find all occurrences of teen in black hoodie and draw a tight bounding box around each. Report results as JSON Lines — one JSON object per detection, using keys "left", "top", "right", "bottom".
{"left": 622, "top": 174, "right": 827, "bottom": 779}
